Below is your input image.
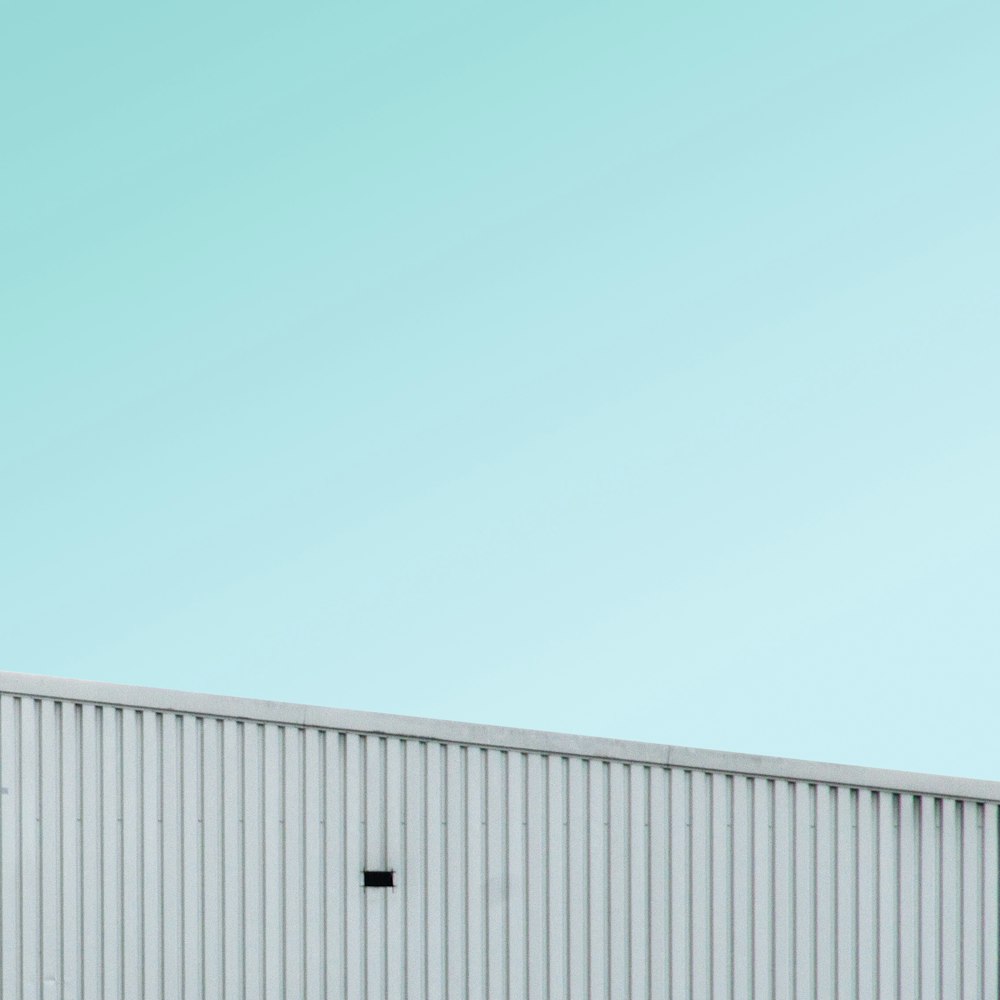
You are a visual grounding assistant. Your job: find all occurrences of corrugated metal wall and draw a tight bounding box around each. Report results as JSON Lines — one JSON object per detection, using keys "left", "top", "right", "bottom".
{"left": 1, "top": 691, "right": 998, "bottom": 999}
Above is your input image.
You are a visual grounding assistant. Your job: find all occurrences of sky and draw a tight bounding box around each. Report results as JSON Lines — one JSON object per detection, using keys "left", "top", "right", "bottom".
{"left": 2, "top": 3, "right": 998, "bottom": 781}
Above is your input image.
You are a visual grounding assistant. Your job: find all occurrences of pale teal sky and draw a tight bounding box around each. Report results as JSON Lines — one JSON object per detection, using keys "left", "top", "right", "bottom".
{"left": 2, "top": 4, "right": 998, "bottom": 779}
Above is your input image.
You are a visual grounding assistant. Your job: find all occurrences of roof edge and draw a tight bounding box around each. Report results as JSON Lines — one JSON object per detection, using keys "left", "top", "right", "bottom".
{"left": 3, "top": 670, "right": 999, "bottom": 803}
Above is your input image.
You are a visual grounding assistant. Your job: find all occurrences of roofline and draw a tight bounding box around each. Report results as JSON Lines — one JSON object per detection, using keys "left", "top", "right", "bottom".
{"left": 3, "top": 670, "right": 999, "bottom": 803}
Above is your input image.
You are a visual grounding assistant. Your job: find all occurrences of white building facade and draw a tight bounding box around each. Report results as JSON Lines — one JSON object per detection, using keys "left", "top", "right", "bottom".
{"left": 1, "top": 671, "right": 998, "bottom": 999}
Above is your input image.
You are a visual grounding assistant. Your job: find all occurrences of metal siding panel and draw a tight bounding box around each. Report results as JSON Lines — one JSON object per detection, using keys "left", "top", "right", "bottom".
{"left": 541, "top": 757, "right": 579, "bottom": 1000}
{"left": 898, "top": 794, "right": 920, "bottom": 999}
{"left": 855, "top": 789, "right": 878, "bottom": 1000}
{"left": 465, "top": 747, "right": 487, "bottom": 1000}
{"left": 877, "top": 792, "right": 899, "bottom": 1000}
{"left": 983, "top": 804, "right": 1000, "bottom": 998}
{"left": 446, "top": 743, "right": 467, "bottom": 1000}
{"left": 960, "top": 801, "right": 981, "bottom": 1000}
{"left": 566, "top": 756, "right": 588, "bottom": 1000}
{"left": 773, "top": 780, "right": 793, "bottom": 1000}
{"left": 263, "top": 724, "right": 285, "bottom": 999}
{"left": 587, "top": 758, "right": 608, "bottom": 1000}
{"left": 404, "top": 738, "right": 425, "bottom": 1000}
{"left": 22, "top": 698, "right": 41, "bottom": 1000}
{"left": 731, "top": 775, "right": 752, "bottom": 1000}
{"left": 856, "top": 789, "right": 878, "bottom": 1000}
{"left": 712, "top": 773, "right": 733, "bottom": 1000}
{"left": 140, "top": 710, "right": 162, "bottom": 1000}
{"left": 323, "top": 731, "right": 346, "bottom": 1000}
{"left": 200, "top": 718, "right": 223, "bottom": 1000}
{"left": 385, "top": 739, "right": 405, "bottom": 1000}
{"left": 608, "top": 761, "right": 628, "bottom": 1000}
{"left": 940, "top": 797, "right": 961, "bottom": 1000}
{"left": 221, "top": 719, "right": 244, "bottom": 1000}
{"left": 365, "top": 736, "right": 386, "bottom": 1000}
{"left": 301, "top": 728, "right": 322, "bottom": 1000}
{"left": 671, "top": 768, "right": 692, "bottom": 1000}
{"left": 120, "top": 709, "right": 142, "bottom": 1000}
{"left": 648, "top": 766, "right": 668, "bottom": 1000}
{"left": 0, "top": 695, "right": 17, "bottom": 1000}
{"left": 343, "top": 732, "right": 364, "bottom": 1000}
{"left": 80, "top": 703, "right": 102, "bottom": 999}
{"left": 5, "top": 687, "right": 1000, "bottom": 1000}
{"left": 39, "top": 700, "right": 60, "bottom": 1000}
{"left": 487, "top": 748, "right": 508, "bottom": 1000}
{"left": 690, "top": 769, "right": 711, "bottom": 1000}
{"left": 751, "top": 777, "right": 773, "bottom": 1000}
{"left": 181, "top": 714, "right": 201, "bottom": 1000}
{"left": 792, "top": 780, "right": 813, "bottom": 1000}
{"left": 629, "top": 766, "right": 649, "bottom": 1000}
{"left": 919, "top": 794, "right": 940, "bottom": 1000}
{"left": 242, "top": 723, "right": 264, "bottom": 1000}
{"left": 815, "top": 783, "right": 836, "bottom": 998}
{"left": 836, "top": 786, "right": 858, "bottom": 1000}
{"left": 425, "top": 742, "right": 446, "bottom": 1000}
{"left": 60, "top": 702, "right": 82, "bottom": 1000}
{"left": 282, "top": 727, "right": 304, "bottom": 1000}
{"left": 506, "top": 751, "right": 528, "bottom": 1000}
{"left": 527, "top": 751, "right": 547, "bottom": 1000}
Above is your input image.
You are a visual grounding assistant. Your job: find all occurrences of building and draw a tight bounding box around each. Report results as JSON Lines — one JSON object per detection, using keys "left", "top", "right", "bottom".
{"left": 1, "top": 671, "right": 997, "bottom": 998}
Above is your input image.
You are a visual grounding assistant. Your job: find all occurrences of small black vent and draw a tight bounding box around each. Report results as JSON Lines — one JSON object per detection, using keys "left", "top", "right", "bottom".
{"left": 363, "top": 870, "right": 395, "bottom": 888}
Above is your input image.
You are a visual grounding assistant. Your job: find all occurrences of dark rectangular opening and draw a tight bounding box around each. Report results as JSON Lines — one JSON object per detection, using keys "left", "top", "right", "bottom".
{"left": 363, "top": 869, "right": 394, "bottom": 888}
